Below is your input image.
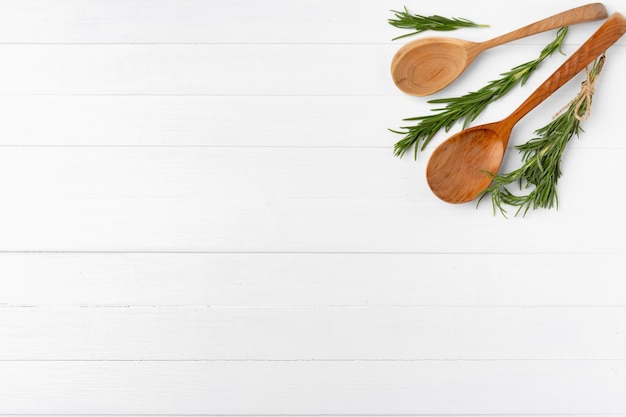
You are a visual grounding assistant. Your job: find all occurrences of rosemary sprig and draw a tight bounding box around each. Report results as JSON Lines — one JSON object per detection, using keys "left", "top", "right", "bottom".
{"left": 392, "top": 26, "right": 569, "bottom": 159}
{"left": 478, "top": 55, "right": 605, "bottom": 217}
{"left": 389, "top": 7, "right": 488, "bottom": 40}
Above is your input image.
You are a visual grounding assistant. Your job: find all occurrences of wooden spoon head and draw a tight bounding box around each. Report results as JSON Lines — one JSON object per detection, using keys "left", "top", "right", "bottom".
{"left": 391, "top": 37, "right": 476, "bottom": 96}
{"left": 426, "top": 125, "right": 509, "bottom": 203}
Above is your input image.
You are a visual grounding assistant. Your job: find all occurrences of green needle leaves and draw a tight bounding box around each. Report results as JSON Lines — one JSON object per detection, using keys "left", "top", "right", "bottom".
{"left": 391, "top": 27, "right": 569, "bottom": 160}
{"left": 478, "top": 54, "right": 606, "bottom": 217}
{"left": 389, "top": 7, "right": 489, "bottom": 40}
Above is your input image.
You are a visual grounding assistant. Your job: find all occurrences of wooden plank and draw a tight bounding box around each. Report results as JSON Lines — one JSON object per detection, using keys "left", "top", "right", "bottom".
{"left": 0, "top": 95, "right": 414, "bottom": 147}
{"left": 2, "top": 253, "right": 624, "bottom": 307}
{"left": 0, "top": 44, "right": 398, "bottom": 96}
{"left": 0, "top": 93, "right": 622, "bottom": 148}
{"left": 0, "top": 0, "right": 394, "bottom": 44}
{"left": 0, "top": 146, "right": 618, "bottom": 201}
{"left": 0, "top": 188, "right": 622, "bottom": 253}
{"left": 0, "top": 306, "right": 625, "bottom": 360}
{"left": 0, "top": 0, "right": 620, "bottom": 45}
{"left": 0, "top": 44, "right": 622, "bottom": 96}
{"left": 0, "top": 147, "right": 623, "bottom": 252}
{"left": 0, "top": 147, "right": 423, "bottom": 200}
{"left": 0, "top": 2, "right": 621, "bottom": 417}
{"left": 0, "top": 415, "right": 614, "bottom": 417}
{"left": 0, "top": 361, "right": 624, "bottom": 414}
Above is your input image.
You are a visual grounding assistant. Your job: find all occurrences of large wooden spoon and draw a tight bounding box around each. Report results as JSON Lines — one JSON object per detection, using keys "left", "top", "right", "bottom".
{"left": 391, "top": 3, "right": 608, "bottom": 96}
{"left": 426, "top": 12, "right": 626, "bottom": 204}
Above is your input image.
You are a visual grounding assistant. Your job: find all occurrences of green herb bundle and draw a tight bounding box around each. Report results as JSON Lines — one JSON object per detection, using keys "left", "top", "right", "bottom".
{"left": 478, "top": 55, "right": 605, "bottom": 217}
{"left": 389, "top": 7, "right": 488, "bottom": 40}
{"left": 392, "top": 27, "right": 569, "bottom": 159}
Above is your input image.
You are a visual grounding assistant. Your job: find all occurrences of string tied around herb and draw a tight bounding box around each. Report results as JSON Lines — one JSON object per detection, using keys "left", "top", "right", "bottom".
{"left": 479, "top": 54, "right": 607, "bottom": 217}
{"left": 553, "top": 53, "right": 606, "bottom": 121}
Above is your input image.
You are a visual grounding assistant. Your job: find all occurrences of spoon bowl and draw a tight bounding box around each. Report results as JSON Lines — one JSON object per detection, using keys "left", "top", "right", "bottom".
{"left": 391, "top": 3, "right": 608, "bottom": 96}
{"left": 391, "top": 38, "right": 476, "bottom": 97}
{"left": 426, "top": 124, "right": 508, "bottom": 204}
{"left": 426, "top": 13, "right": 626, "bottom": 204}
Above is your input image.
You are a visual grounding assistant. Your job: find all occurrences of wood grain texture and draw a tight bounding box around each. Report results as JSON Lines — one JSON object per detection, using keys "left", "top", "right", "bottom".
{"left": 0, "top": 0, "right": 622, "bottom": 45}
{"left": 0, "top": 96, "right": 412, "bottom": 147}
{"left": 1, "top": 306, "right": 625, "bottom": 360}
{"left": 0, "top": 147, "right": 623, "bottom": 252}
{"left": 391, "top": 4, "right": 610, "bottom": 96}
{"left": 0, "top": 361, "right": 625, "bottom": 414}
{"left": 0, "top": 43, "right": 623, "bottom": 96}
{"left": 1, "top": 90, "right": 625, "bottom": 148}
{"left": 2, "top": 253, "right": 624, "bottom": 307}
{"left": 1, "top": 0, "right": 625, "bottom": 415}
{"left": 429, "top": 14, "right": 626, "bottom": 203}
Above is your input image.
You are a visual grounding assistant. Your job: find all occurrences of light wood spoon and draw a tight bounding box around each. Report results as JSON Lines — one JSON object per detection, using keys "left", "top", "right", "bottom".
{"left": 426, "top": 12, "right": 626, "bottom": 204}
{"left": 391, "top": 3, "right": 608, "bottom": 96}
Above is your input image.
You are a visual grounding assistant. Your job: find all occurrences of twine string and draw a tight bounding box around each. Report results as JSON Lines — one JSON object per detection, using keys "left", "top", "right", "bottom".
{"left": 553, "top": 53, "right": 605, "bottom": 121}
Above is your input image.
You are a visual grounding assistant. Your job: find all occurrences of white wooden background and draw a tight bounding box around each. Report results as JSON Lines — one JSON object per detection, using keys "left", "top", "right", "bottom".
{"left": 0, "top": 0, "right": 625, "bottom": 415}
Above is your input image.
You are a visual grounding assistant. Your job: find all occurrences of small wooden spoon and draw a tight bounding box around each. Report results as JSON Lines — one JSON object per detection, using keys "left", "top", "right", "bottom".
{"left": 426, "top": 12, "right": 626, "bottom": 204}
{"left": 391, "top": 3, "right": 608, "bottom": 96}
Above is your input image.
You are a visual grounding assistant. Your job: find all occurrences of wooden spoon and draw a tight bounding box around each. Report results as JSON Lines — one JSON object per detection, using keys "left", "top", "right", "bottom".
{"left": 426, "top": 12, "right": 626, "bottom": 204}
{"left": 391, "top": 3, "right": 608, "bottom": 96}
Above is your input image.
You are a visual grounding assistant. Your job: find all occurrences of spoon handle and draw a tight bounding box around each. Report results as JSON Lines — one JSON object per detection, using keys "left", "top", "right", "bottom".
{"left": 508, "top": 12, "right": 626, "bottom": 126}
{"left": 478, "top": 3, "right": 608, "bottom": 52}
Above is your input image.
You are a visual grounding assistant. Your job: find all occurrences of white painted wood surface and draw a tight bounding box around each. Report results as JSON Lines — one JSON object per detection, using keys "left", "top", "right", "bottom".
{"left": 1, "top": 0, "right": 625, "bottom": 415}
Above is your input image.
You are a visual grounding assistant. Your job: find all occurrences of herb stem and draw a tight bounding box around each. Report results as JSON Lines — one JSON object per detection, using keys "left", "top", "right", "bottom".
{"left": 389, "top": 7, "right": 488, "bottom": 40}
{"left": 391, "top": 27, "right": 569, "bottom": 159}
{"left": 478, "top": 54, "right": 605, "bottom": 217}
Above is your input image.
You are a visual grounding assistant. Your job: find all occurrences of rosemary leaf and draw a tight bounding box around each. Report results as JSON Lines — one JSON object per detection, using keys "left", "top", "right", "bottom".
{"left": 392, "top": 27, "right": 568, "bottom": 160}
{"left": 478, "top": 54, "right": 605, "bottom": 217}
{"left": 389, "top": 7, "right": 488, "bottom": 40}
